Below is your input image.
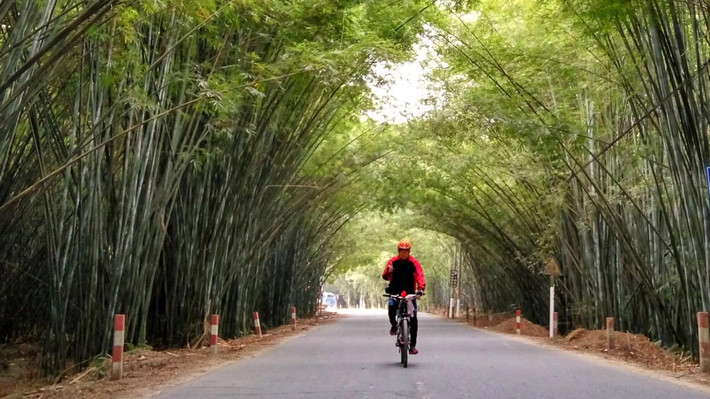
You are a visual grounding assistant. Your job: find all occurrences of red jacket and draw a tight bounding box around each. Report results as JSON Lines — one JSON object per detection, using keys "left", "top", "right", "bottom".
{"left": 382, "top": 255, "right": 426, "bottom": 293}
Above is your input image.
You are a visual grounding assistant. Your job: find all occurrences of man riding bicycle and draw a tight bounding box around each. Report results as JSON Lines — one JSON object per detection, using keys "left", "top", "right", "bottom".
{"left": 382, "top": 238, "right": 426, "bottom": 355}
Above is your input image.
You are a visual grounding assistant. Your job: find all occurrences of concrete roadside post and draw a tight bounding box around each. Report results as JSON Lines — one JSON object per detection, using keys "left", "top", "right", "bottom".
{"left": 553, "top": 312, "right": 558, "bottom": 337}
{"left": 543, "top": 258, "right": 562, "bottom": 338}
{"left": 606, "top": 317, "right": 615, "bottom": 349}
{"left": 516, "top": 309, "right": 521, "bottom": 335}
{"left": 456, "top": 260, "right": 462, "bottom": 318}
{"left": 210, "top": 315, "right": 219, "bottom": 354}
{"left": 488, "top": 309, "right": 493, "bottom": 322}
{"left": 456, "top": 294, "right": 461, "bottom": 318}
{"left": 254, "top": 312, "right": 263, "bottom": 339}
{"left": 111, "top": 314, "right": 125, "bottom": 380}
{"left": 698, "top": 312, "right": 710, "bottom": 372}
{"left": 291, "top": 307, "right": 297, "bottom": 331}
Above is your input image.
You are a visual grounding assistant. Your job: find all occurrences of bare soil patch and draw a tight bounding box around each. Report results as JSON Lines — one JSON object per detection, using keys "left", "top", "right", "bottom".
{"left": 0, "top": 313, "right": 342, "bottom": 399}
{"left": 562, "top": 328, "right": 687, "bottom": 371}
{"left": 489, "top": 316, "right": 549, "bottom": 337}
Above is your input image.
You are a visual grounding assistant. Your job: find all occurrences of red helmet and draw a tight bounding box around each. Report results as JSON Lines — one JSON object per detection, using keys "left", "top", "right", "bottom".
{"left": 397, "top": 239, "right": 411, "bottom": 250}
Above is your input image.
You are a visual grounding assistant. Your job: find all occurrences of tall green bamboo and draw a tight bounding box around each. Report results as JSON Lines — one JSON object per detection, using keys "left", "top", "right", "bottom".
{"left": 0, "top": 0, "right": 436, "bottom": 376}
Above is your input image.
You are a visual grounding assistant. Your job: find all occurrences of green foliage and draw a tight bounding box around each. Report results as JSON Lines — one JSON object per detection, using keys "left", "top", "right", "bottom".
{"left": 326, "top": 213, "right": 454, "bottom": 307}
{"left": 313, "top": 0, "right": 710, "bottom": 356}
{"left": 0, "top": 0, "right": 437, "bottom": 376}
{"left": 4, "top": 0, "right": 709, "bottom": 375}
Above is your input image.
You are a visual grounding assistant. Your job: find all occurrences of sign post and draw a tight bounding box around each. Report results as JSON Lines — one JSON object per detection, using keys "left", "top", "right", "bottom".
{"left": 449, "top": 269, "right": 458, "bottom": 318}
{"left": 543, "top": 258, "right": 562, "bottom": 338}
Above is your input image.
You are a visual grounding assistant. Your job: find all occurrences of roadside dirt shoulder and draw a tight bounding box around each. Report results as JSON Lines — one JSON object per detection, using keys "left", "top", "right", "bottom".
{"left": 0, "top": 313, "right": 342, "bottom": 399}
{"left": 448, "top": 312, "right": 710, "bottom": 394}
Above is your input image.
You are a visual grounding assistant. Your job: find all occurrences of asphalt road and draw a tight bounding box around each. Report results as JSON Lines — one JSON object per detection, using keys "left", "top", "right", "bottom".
{"left": 153, "top": 309, "right": 710, "bottom": 398}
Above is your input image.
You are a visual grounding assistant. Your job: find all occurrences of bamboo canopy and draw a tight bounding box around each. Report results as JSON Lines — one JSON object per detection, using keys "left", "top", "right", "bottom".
{"left": 0, "top": 0, "right": 434, "bottom": 375}
{"left": 3, "top": 0, "right": 710, "bottom": 377}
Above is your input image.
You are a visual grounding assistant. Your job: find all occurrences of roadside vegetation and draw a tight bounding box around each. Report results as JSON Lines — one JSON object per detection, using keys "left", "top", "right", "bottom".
{"left": 0, "top": 0, "right": 442, "bottom": 376}
{"left": 1, "top": 0, "right": 710, "bottom": 382}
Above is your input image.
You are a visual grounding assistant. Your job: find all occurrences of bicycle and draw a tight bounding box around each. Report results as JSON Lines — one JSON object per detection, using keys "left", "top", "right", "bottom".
{"left": 384, "top": 290, "right": 423, "bottom": 368}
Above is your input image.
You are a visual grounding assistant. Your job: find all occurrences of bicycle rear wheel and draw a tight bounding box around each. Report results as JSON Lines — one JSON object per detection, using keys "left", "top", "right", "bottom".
{"left": 399, "top": 318, "right": 409, "bottom": 367}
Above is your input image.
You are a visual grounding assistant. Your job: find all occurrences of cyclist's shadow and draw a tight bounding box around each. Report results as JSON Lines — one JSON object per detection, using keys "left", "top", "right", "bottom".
{"left": 375, "top": 358, "right": 423, "bottom": 369}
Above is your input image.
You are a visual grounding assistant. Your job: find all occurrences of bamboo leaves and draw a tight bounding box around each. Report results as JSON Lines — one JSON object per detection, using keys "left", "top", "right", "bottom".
{"left": 0, "top": 0, "right": 435, "bottom": 376}
{"left": 376, "top": 0, "right": 710, "bottom": 355}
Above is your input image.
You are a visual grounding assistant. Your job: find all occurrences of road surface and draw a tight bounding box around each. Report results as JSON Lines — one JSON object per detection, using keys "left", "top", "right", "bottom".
{"left": 153, "top": 309, "right": 710, "bottom": 398}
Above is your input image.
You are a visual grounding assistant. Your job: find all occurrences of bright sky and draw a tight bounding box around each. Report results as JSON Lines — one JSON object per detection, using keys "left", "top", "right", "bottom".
{"left": 365, "top": 12, "right": 479, "bottom": 124}
{"left": 365, "top": 35, "right": 441, "bottom": 124}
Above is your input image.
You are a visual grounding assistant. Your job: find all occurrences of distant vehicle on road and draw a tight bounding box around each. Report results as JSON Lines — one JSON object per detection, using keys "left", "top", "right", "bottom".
{"left": 322, "top": 292, "right": 338, "bottom": 311}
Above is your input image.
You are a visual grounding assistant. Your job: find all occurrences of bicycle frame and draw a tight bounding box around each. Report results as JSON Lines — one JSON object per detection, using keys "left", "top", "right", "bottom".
{"left": 384, "top": 291, "right": 419, "bottom": 368}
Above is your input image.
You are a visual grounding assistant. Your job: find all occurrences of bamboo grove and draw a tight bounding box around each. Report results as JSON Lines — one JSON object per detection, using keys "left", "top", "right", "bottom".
{"left": 360, "top": 0, "right": 710, "bottom": 357}
{"left": 5, "top": 0, "right": 710, "bottom": 377}
{"left": 0, "top": 0, "right": 436, "bottom": 375}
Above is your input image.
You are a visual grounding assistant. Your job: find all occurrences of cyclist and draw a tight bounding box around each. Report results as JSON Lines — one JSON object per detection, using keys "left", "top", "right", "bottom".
{"left": 382, "top": 238, "right": 426, "bottom": 355}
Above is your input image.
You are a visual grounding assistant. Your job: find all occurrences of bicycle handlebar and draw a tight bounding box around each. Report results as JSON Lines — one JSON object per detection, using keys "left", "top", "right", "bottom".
{"left": 383, "top": 291, "right": 425, "bottom": 299}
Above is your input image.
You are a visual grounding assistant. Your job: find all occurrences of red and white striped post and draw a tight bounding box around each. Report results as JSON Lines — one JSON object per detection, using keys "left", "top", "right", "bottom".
{"left": 111, "top": 314, "right": 125, "bottom": 380}
{"left": 291, "top": 307, "right": 297, "bottom": 331}
{"left": 553, "top": 312, "right": 559, "bottom": 337}
{"left": 698, "top": 312, "right": 710, "bottom": 372}
{"left": 515, "top": 309, "right": 521, "bottom": 335}
{"left": 253, "top": 312, "right": 262, "bottom": 339}
{"left": 210, "top": 314, "right": 219, "bottom": 354}
{"left": 606, "top": 317, "right": 615, "bottom": 349}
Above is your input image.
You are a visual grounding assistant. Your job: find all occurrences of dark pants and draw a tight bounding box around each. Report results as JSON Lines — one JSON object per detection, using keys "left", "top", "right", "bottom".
{"left": 389, "top": 298, "right": 419, "bottom": 348}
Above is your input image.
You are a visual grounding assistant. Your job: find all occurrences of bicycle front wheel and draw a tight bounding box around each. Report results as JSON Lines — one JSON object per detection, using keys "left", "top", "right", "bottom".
{"left": 399, "top": 318, "right": 409, "bottom": 367}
